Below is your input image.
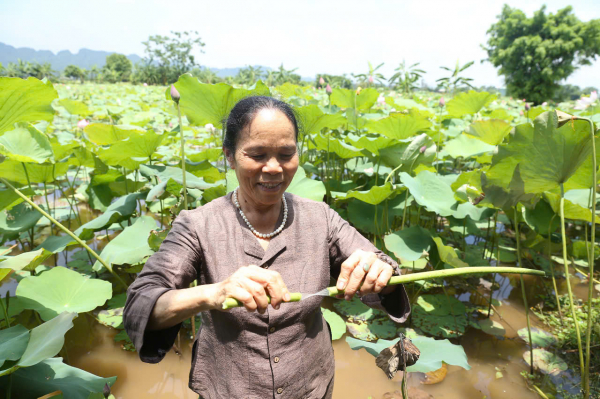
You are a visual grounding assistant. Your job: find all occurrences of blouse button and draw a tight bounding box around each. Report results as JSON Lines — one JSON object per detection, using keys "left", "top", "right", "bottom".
{"left": 277, "top": 388, "right": 283, "bottom": 394}
{"left": 269, "top": 326, "right": 276, "bottom": 333}
{"left": 274, "top": 356, "right": 280, "bottom": 363}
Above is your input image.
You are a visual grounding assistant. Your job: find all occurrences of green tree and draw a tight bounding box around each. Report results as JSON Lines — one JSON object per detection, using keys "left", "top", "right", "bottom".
{"left": 102, "top": 53, "right": 132, "bottom": 82}
{"left": 64, "top": 65, "right": 84, "bottom": 82}
{"left": 315, "top": 74, "right": 353, "bottom": 89}
{"left": 141, "top": 31, "right": 205, "bottom": 85}
{"left": 388, "top": 61, "right": 425, "bottom": 93}
{"left": 436, "top": 60, "right": 474, "bottom": 94}
{"left": 484, "top": 5, "right": 600, "bottom": 104}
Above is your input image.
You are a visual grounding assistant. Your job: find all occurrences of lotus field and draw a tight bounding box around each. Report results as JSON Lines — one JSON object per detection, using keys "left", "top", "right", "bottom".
{"left": 0, "top": 75, "right": 598, "bottom": 398}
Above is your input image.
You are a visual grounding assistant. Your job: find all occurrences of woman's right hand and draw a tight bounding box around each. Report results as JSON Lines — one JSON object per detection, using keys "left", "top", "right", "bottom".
{"left": 213, "top": 265, "right": 291, "bottom": 313}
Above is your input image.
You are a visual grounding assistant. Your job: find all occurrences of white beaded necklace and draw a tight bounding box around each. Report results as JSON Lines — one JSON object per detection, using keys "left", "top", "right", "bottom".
{"left": 233, "top": 188, "right": 288, "bottom": 239}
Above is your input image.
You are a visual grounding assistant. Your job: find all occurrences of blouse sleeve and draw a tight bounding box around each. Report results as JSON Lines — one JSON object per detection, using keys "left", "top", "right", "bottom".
{"left": 123, "top": 209, "right": 201, "bottom": 363}
{"left": 325, "top": 204, "right": 410, "bottom": 323}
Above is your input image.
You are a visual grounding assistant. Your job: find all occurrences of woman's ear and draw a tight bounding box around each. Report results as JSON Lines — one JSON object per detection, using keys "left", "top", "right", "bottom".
{"left": 223, "top": 147, "right": 235, "bottom": 169}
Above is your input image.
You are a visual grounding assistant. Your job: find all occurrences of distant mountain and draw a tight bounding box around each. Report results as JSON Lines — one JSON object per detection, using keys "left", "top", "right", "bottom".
{"left": 0, "top": 42, "right": 314, "bottom": 81}
{"left": 0, "top": 42, "right": 142, "bottom": 71}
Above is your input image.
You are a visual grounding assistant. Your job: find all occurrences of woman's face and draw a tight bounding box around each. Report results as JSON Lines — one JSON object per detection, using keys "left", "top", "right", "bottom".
{"left": 226, "top": 108, "right": 299, "bottom": 208}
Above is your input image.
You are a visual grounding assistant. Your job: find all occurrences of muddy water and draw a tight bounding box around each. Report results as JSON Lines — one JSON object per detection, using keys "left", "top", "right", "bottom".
{"left": 62, "top": 272, "right": 575, "bottom": 399}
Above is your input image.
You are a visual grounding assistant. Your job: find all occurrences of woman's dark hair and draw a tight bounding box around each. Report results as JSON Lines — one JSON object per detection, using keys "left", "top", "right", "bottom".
{"left": 223, "top": 96, "right": 299, "bottom": 153}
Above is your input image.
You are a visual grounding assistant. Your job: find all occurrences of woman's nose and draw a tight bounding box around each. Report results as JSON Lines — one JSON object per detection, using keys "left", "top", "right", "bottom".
{"left": 263, "top": 157, "right": 283, "bottom": 174}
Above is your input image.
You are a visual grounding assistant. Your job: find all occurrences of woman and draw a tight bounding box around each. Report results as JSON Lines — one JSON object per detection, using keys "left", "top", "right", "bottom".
{"left": 123, "top": 96, "right": 410, "bottom": 399}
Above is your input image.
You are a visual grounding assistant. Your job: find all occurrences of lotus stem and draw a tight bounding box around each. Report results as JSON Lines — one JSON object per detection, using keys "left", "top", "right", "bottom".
{"left": 0, "top": 178, "right": 128, "bottom": 290}
{"left": 176, "top": 102, "right": 188, "bottom": 211}
{"left": 487, "top": 212, "right": 498, "bottom": 318}
{"left": 221, "top": 267, "right": 546, "bottom": 309}
{"left": 560, "top": 183, "right": 585, "bottom": 382}
{"left": 582, "top": 116, "right": 596, "bottom": 399}
{"left": 547, "top": 214, "right": 563, "bottom": 324}
{"left": 515, "top": 206, "right": 534, "bottom": 375}
{"left": 0, "top": 293, "right": 10, "bottom": 328}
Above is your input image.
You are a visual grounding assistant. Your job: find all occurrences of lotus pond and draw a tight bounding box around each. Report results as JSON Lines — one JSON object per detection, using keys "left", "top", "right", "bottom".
{"left": 0, "top": 77, "right": 598, "bottom": 399}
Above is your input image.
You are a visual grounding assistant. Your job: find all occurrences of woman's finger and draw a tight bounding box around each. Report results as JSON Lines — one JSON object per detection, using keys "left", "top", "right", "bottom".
{"left": 344, "top": 252, "right": 377, "bottom": 300}
{"left": 373, "top": 263, "right": 394, "bottom": 294}
{"left": 228, "top": 285, "right": 256, "bottom": 312}
{"left": 360, "top": 259, "right": 384, "bottom": 295}
{"left": 240, "top": 277, "right": 269, "bottom": 313}
{"left": 336, "top": 250, "right": 363, "bottom": 291}
{"left": 245, "top": 266, "right": 289, "bottom": 309}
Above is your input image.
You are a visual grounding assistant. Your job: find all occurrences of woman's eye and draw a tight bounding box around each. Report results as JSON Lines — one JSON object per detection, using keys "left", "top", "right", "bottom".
{"left": 250, "top": 154, "right": 264, "bottom": 160}
{"left": 280, "top": 153, "right": 295, "bottom": 159}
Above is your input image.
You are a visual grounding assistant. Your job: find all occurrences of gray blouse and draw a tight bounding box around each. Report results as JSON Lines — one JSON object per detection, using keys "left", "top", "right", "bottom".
{"left": 123, "top": 192, "right": 410, "bottom": 399}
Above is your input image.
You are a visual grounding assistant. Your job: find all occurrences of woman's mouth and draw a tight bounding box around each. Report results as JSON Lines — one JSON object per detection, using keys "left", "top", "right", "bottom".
{"left": 257, "top": 182, "right": 282, "bottom": 191}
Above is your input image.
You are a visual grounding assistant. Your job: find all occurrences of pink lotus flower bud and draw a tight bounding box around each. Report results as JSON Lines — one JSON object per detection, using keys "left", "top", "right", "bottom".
{"left": 143, "top": 82, "right": 148, "bottom": 87}
{"left": 522, "top": 99, "right": 526, "bottom": 102}
{"left": 170, "top": 85, "right": 180, "bottom": 104}
{"left": 439, "top": 97, "right": 445, "bottom": 107}
{"left": 319, "top": 77, "right": 325, "bottom": 86}
{"left": 77, "top": 119, "right": 89, "bottom": 129}
{"left": 66, "top": 86, "right": 71, "bottom": 90}
{"left": 520, "top": 110, "right": 524, "bottom": 116}
{"left": 326, "top": 84, "right": 332, "bottom": 95}
{"left": 377, "top": 95, "right": 385, "bottom": 104}
{"left": 542, "top": 102, "right": 548, "bottom": 106}
{"left": 524, "top": 103, "right": 530, "bottom": 111}
{"left": 419, "top": 145, "right": 427, "bottom": 153}
{"left": 368, "top": 76, "right": 374, "bottom": 84}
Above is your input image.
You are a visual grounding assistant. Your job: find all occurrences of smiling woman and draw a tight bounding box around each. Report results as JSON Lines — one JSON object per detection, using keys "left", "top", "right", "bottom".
{"left": 123, "top": 95, "right": 410, "bottom": 399}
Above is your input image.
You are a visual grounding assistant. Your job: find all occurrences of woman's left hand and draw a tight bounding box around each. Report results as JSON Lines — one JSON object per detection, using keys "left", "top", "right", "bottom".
{"left": 335, "top": 249, "right": 395, "bottom": 300}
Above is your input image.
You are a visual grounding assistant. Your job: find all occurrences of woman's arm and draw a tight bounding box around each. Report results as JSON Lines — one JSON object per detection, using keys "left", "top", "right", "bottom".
{"left": 325, "top": 204, "right": 411, "bottom": 322}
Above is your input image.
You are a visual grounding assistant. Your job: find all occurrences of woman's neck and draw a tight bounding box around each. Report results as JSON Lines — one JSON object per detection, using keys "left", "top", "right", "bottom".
{"left": 235, "top": 188, "right": 283, "bottom": 232}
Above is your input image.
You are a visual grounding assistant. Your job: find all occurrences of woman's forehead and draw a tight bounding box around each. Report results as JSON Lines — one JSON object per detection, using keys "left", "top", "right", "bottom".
{"left": 238, "top": 109, "right": 296, "bottom": 146}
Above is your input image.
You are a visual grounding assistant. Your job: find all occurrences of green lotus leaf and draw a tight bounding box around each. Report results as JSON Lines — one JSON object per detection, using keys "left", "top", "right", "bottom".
{"left": 0, "top": 312, "right": 76, "bottom": 376}
{"left": 366, "top": 110, "right": 431, "bottom": 140}
{"left": 313, "top": 134, "right": 363, "bottom": 158}
{"left": 379, "top": 133, "right": 436, "bottom": 170}
{"left": 140, "top": 164, "right": 215, "bottom": 192}
{"left": 0, "top": 325, "right": 29, "bottom": 368}
{"left": 443, "top": 134, "right": 495, "bottom": 159}
{"left": 58, "top": 99, "right": 92, "bottom": 116}
{"left": 487, "top": 111, "right": 592, "bottom": 194}
{"left": 0, "top": 187, "right": 35, "bottom": 212}
{"left": 321, "top": 307, "right": 346, "bottom": 340}
{"left": 35, "top": 235, "right": 78, "bottom": 254}
{"left": 275, "top": 83, "right": 313, "bottom": 101}
{"left": 296, "top": 104, "right": 346, "bottom": 135}
{"left": 0, "top": 203, "right": 43, "bottom": 236}
{"left": 333, "top": 183, "right": 395, "bottom": 205}
{"left": 544, "top": 192, "right": 600, "bottom": 224}
{"left": 412, "top": 294, "right": 468, "bottom": 338}
{"left": 174, "top": 74, "right": 270, "bottom": 128}
{"left": 97, "top": 130, "right": 165, "bottom": 169}
{"left": 97, "top": 293, "right": 127, "bottom": 329}
{"left": 186, "top": 148, "right": 222, "bottom": 163}
{"left": 0, "top": 248, "right": 53, "bottom": 272}
{"left": 384, "top": 226, "right": 433, "bottom": 262}
{"left": 522, "top": 199, "right": 560, "bottom": 236}
{"left": 563, "top": 137, "right": 600, "bottom": 191}
{"left": 572, "top": 240, "right": 600, "bottom": 260}
{"left": 430, "top": 237, "right": 470, "bottom": 268}
{"left": 385, "top": 97, "right": 430, "bottom": 112}
{"left": 344, "top": 134, "right": 395, "bottom": 155}
{"left": 330, "top": 87, "right": 378, "bottom": 111}
{"left": 184, "top": 160, "right": 224, "bottom": 183}
{"left": 75, "top": 192, "right": 146, "bottom": 240}
{"left": 93, "top": 216, "right": 156, "bottom": 272}
{"left": 0, "top": 77, "right": 58, "bottom": 135}
{"left": 564, "top": 188, "right": 594, "bottom": 208}
{"left": 226, "top": 166, "right": 325, "bottom": 202}
{"left": 6, "top": 357, "right": 115, "bottom": 398}
{"left": 399, "top": 170, "right": 455, "bottom": 215}
{"left": 0, "top": 160, "right": 69, "bottom": 185}
{"left": 84, "top": 123, "right": 144, "bottom": 145}
{"left": 333, "top": 295, "right": 386, "bottom": 321}
{"left": 0, "top": 124, "right": 54, "bottom": 163}
{"left": 345, "top": 318, "right": 377, "bottom": 341}
{"left": 446, "top": 91, "right": 496, "bottom": 117}
{"left": 346, "top": 335, "right": 470, "bottom": 373}
{"left": 465, "top": 119, "right": 512, "bottom": 146}
{"left": 51, "top": 139, "right": 80, "bottom": 162}
{"left": 523, "top": 348, "right": 567, "bottom": 376}
{"left": 346, "top": 195, "right": 409, "bottom": 235}
{"left": 478, "top": 319, "right": 505, "bottom": 337}
{"left": 16, "top": 267, "right": 112, "bottom": 321}
{"left": 517, "top": 327, "right": 557, "bottom": 348}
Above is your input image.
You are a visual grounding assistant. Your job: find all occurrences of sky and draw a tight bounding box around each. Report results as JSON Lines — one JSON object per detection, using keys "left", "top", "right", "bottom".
{"left": 1, "top": 0, "right": 599, "bottom": 88}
